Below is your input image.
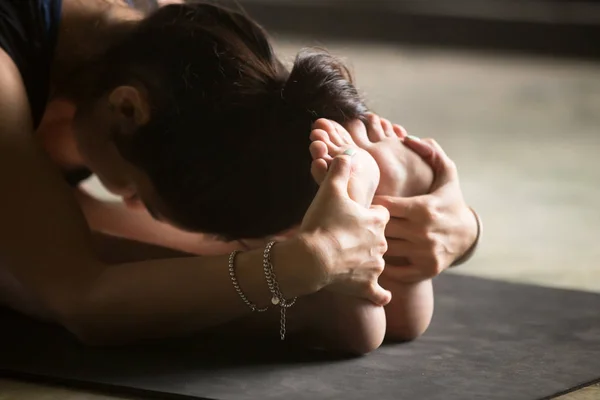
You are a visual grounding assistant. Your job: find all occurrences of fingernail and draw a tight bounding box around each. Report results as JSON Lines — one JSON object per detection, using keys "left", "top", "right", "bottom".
{"left": 406, "top": 135, "right": 421, "bottom": 141}
{"left": 343, "top": 148, "right": 357, "bottom": 157}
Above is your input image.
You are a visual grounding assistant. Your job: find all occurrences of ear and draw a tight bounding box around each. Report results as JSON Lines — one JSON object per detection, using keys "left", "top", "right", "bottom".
{"left": 108, "top": 86, "right": 151, "bottom": 133}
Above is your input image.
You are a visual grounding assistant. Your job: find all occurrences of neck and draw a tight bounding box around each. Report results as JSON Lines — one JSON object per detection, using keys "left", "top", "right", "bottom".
{"left": 51, "top": 0, "right": 143, "bottom": 98}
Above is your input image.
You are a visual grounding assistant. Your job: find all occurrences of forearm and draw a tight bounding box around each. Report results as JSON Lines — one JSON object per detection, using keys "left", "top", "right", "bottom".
{"left": 380, "top": 275, "right": 434, "bottom": 341}
{"left": 61, "top": 236, "right": 319, "bottom": 345}
{"left": 90, "top": 232, "right": 192, "bottom": 264}
{"left": 76, "top": 190, "right": 237, "bottom": 255}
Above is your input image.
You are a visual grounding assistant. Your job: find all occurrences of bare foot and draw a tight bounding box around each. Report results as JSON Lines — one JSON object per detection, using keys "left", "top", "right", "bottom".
{"left": 309, "top": 124, "right": 380, "bottom": 207}
{"left": 304, "top": 121, "right": 388, "bottom": 355}
{"left": 310, "top": 115, "right": 432, "bottom": 198}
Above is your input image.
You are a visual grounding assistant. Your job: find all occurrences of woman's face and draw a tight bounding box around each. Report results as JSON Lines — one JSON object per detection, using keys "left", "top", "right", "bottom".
{"left": 72, "top": 87, "right": 169, "bottom": 218}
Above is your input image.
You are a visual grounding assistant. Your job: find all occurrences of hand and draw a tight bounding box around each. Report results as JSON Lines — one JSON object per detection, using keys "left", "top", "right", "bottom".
{"left": 373, "top": 137, "right": 478, "bottom": 282}
{"left": 299, "top": 154, "right": 392, "bottom": 306}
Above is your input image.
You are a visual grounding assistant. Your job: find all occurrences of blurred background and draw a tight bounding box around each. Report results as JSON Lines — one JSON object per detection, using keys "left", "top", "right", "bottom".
{"left": 235, "top": 0, "right": 600, "bottom": 292}
{"left": 126, "top": 0, "right": 600, "bottom": 291}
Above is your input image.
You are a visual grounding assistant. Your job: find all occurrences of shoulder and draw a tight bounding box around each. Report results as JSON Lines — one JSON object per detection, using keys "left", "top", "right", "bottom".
{"left": 0, "top": 48, "right": 33, "bottom": 133}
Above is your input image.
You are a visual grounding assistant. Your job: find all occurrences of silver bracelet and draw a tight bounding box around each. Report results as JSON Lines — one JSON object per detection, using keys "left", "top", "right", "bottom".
{"left": 263, "top": 241, "right": 297, "bottom": 340}
{"left": 228, "top": 250, "right": 268, "bottom": 312}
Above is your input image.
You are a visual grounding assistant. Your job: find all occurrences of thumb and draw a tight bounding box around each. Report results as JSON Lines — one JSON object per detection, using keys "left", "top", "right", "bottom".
{"left": 371, "top": 285, "right": 392, "bottom": 306}
{"left": 403, "top": 137, "right": 458, "bottom": 192}
{"left": 320, "top": 153, "right": 353, "bottom": 195}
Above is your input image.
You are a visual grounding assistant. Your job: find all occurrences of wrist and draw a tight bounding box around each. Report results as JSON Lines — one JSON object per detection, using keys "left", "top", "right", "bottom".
{"left": 451, "top": 206, "right": 482, "bottom": 267}
{"left": 271, "top": 232, "right": 329, "bottom": 299}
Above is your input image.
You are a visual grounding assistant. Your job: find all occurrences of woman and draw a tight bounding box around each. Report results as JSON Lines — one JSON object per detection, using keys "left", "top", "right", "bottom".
{"left": 0, "top": 0, "right": 480, "bottom": 353}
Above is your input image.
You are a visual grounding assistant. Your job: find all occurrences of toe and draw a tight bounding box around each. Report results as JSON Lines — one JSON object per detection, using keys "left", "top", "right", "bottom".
{"left": 365, "top": 113, "right": 386, "bottom": 142}
{"left": 393, "top": 124, "right": 408, "bottom": 139}
{"left": 313, "top": 118, "right": 344, "bottom": 147}
{"left": 332, "top": 121, "right": 354, "bottom": 145}
{"left": 310, "top": 128, "right": 339, "bottom": 154}
{"left": 381, "top": 118, "right": 395, "bottom": 137}
{"left": 309, "top": 140, "right": 332, "bottom": 162}
{"left": 345, "top": 118, "right": 370, "bottom": 146}
{"left": 311, "top": 158, "right": 329, "bottom": 186}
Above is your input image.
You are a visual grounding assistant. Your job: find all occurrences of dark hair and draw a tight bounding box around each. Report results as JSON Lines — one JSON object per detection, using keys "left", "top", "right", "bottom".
{"left": 99, "top": 2, "right": 368, "bottom": 240}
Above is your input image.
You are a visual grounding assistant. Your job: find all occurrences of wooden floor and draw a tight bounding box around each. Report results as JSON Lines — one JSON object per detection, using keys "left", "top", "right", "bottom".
{"left": 2, "top": 38, "right": 599, "bottom": 399}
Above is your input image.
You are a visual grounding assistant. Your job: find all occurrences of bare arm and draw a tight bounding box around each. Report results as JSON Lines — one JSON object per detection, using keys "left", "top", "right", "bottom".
{"left": 0, "top": 50, "right": 318, "bottom": 344}
{"left": 1, "top": 50, "right": 394, "bottom": 354}
{"left": 75, "top": 189, "right": 239, "bottom": 256}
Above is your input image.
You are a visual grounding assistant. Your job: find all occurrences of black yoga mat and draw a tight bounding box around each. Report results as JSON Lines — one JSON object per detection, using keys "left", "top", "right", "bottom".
{"left": 1, "top": 274, "right": 599, "bottom": 400}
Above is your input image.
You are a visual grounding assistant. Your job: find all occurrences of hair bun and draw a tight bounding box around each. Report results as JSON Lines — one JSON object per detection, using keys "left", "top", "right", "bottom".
{"left": 278, "top": 49, "right": 367, "bottom": 123}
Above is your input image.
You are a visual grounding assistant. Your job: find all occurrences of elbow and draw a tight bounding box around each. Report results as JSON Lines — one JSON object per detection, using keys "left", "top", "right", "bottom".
{"left": 52, "top": 298, "right": 127, "bottom": 347}
{"left": 66, "top": 321, "right": 119, "bottom": 347}
{"left": 58, "top": 310, "right": 113, "bottom": 346}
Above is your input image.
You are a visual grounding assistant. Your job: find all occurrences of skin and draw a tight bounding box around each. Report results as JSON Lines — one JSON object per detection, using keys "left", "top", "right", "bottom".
{"left": 0, "top": 0, "right": 479, "bottom": 353}
{"left": 39, "top": 97, "right": 438, "bottom": 344}
{"left": 0, "top": 0, "right": 395, "bottom": 354}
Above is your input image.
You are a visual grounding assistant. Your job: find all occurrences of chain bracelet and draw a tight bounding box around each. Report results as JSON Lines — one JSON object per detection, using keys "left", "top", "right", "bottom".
{"left": 263, "top": 241, "right": 297, "bottom": 340}
{"left": 228, "top": 250, "right": 268, "bottom": 312}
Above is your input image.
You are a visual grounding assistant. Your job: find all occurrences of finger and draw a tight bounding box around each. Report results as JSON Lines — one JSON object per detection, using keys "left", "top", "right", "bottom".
{"left": 372, "top": 195, "right": 411, "bottom": 218}
{"left": 403, "top": 137, "right": 458, "bottom": 191}
{"left": 381, "top": 265, "right": 423, "bottom": 283}
{"left": 402, "top": 135, "right": 434, "bottom": 161}
{"left": 423, "top": 139, "right": 458, "bottom": 183}
{"left": 369, "top": 284, "right": 392, "bottom": 306}
{"left": 373, "top": 195, "right": 438, "bottom": 228}
{"left": 383, "top": 255, "right": 411, "bottom": 267}
{"left": 384, "top": 222, "right": 422, "bottom": 243}
{"left": 320, "top": 153, "right": 353, "bottom": 196}
{"left": 369, "top": 204, "right": 391, "bottom": 225}
{"left": 383, "top": 238, "right": 413, "bottom": 257}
